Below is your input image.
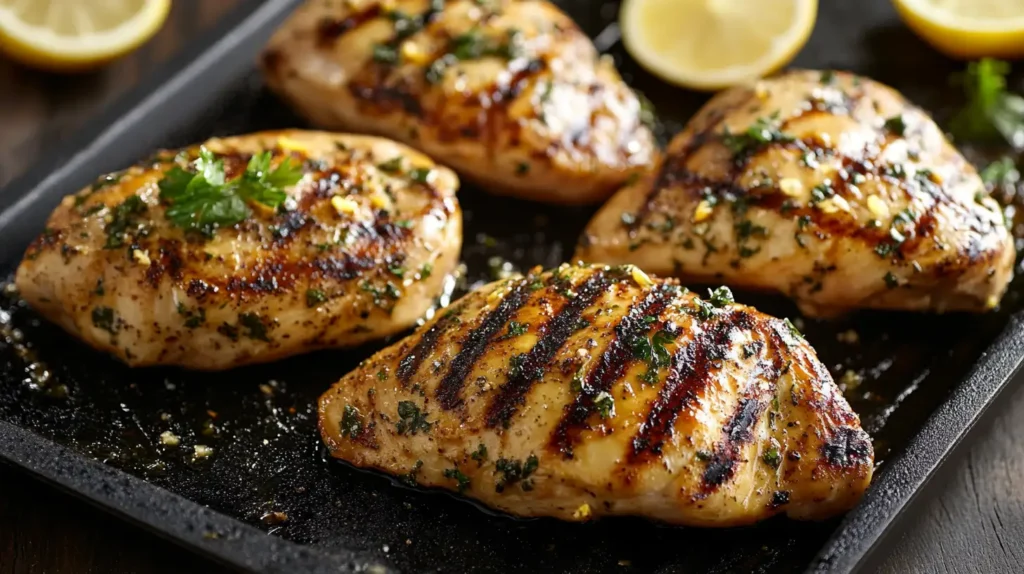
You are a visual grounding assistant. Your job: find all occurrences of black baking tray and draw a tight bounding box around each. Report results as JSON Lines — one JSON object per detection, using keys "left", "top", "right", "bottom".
{"left": 2, "top": 0, "right": 1023, "bottom": 572}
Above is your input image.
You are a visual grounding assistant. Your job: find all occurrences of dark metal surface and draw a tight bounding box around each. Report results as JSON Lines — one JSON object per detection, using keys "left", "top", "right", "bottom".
{"left": 1, "top": 1, "right": 1022, "bottom": 573}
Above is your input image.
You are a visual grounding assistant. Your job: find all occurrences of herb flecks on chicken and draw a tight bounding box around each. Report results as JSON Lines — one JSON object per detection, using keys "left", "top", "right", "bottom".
{"left": 260, "top": 0, "right": 656, "bottom": 205}
{"left": 16, "top": 130, "right": 462, "bottom": 370}
{"left": 576, "top": 69, "right": 1014, "bottom": 317}
{"left": 319, "top": 263, "right": 873, "bottom": 526}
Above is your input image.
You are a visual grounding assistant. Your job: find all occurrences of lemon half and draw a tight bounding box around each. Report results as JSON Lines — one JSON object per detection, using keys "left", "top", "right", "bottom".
{"left": 0, "top": 0, "right": 171, "bottom": 72}
{"left": 620, "top": 0, "right": 818, "bottom": 92}
{"left": 894, "top": 0, "right": 1024, "bottom": 59}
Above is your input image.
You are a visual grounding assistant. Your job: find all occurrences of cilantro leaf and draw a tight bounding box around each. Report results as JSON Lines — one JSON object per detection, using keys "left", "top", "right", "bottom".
{"left": 158, "top": 147, "right": 303, "bottom": 234}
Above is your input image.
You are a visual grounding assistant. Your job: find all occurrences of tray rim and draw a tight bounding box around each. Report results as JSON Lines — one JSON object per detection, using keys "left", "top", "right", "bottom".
{"left": 1, "top": 1, "right": 1022, "bottom": 572}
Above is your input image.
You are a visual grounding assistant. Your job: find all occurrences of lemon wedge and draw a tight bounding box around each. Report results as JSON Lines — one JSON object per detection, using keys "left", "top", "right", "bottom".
{"left": 620, "top": 0, "right": 818, "bottom": 92}
{"left": 0, "top": 0, "right": 171, "bottom": 72}
{"left": 893, "top": 0, "right": 1024, "bottom": 59}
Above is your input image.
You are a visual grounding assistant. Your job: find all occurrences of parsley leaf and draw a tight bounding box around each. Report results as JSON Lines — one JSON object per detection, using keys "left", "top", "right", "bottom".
{"left": 104, "top": 195, "right": 147, "bottom": 249}
{"left": 158, "top": 147, "right": 302, "bottom": 234}
{"left": 341, "top": 405, "right": 364, "bottom": 438}
{"left": 981, "top": 156, "right": 1020, "bottom": 189}
{"left": 594, "top": 391, "right": 615, "bottom": 419}
{"left": 948, "top": 58, "right": 1024, "bottom": 146}
{"left": 396, "top": 401, "right": 432, "bottom": 435}
{"left": 722, "top": 114, "right": 794, "bottom": 157}
{"left": 707, "top": 286, "right": 735, "bottom": 307}
{"left": 443, "top": 467, "right": 471, "bottom": 492}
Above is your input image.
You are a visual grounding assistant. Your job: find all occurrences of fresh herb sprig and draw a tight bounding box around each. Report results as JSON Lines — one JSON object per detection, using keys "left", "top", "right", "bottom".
{"left": 980, "top": 156, "right": 1021, "bottom": 189}
{"left": 158, "top": 147, "right": 303, "bottom": 234}
{"left": 947, "top": 58, "right": 1024, "bottom": 147}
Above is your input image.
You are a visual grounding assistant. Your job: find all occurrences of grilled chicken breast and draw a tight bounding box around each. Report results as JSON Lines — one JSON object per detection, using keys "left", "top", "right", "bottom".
{"left": 576, "top": 70, "right": 1015, "bottom": 317}
{"left": 15, "top": 130, "right": 462, "bottom": 370}
{"left": 320, "top": 263, "right": 873, "bottom": 526}
{"left": 261, "top": 0, "right": 657, "bottom": 205}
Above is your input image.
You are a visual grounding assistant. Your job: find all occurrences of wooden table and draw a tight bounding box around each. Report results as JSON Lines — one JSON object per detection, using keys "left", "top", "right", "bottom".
{"left": 1, "top": 1, "right": 1023, "bottom": 573}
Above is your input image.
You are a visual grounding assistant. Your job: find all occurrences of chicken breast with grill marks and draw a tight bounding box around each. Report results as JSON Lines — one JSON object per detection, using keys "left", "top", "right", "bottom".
{"left": 576, "top": 70, "right": 1015, "bottom": 317}
{"left": 260, "top": 0, "right": 657, "bottom": 205}
{"left": 320, "top": 263, "right": 873, "bottom": 526}
{"left": 15, "top": 130, "right": 462, "bottom": 370}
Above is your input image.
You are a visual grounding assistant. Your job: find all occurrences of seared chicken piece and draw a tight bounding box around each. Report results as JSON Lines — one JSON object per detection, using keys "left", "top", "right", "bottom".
{"left": 261, "top": 0, "right": 656, "bottom": 205}
{"left": 576, "top": 70, "right": 1015, "bottom": 317}
{"left": 16, "top": 130, "right": 462, "bottom": 370}
{"left": 320, "top": 263, "right": 873, "bottom": 526}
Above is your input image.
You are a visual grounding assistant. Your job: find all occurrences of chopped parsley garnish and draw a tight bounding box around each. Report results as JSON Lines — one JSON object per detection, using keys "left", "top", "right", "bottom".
{"left": 91, "top": 306, "right": 117, "bottom": 334}
{"left": 707, "top": 286, "right": 734, "bottom": 307}
{"left": 177, "top": 303, "right": 206, "bottom": 328}
{"left": 238, "top": 313, "right": 270, "bottom": 341}
{"left": 810, "top": 181, "right": 834, "bottom": 203}
{"left": 104, "top": 195, "right": 147, "bottom": 249}
{"left": 875, "top": 241, "right": 897, "bottom": 257}
{"left": 341, "top": 404, "right": 364, "bottom": 438}
{"left": 217, "top": 323, "right": 239, "bottom": 341}
{"left": 420, "top": 262, "right": 433, "bottom": 278}
{"left": 306, "top": 288, "right": 328, "bottom": 307}
{"left": 396, "top": 401, "right": 431, "bottom": 435}
{"left": 158, "top": 148, "right": 301, "bottom": 234}
{"left": 471, "top": 443, "right": 488, "bottom": 466}
{"left": 594, "top": 391, "right": 615, "bottom": 419}
{"left": 389, "top": 9, "right": 424, "bottom": 41}
{"left": 443, "top": 467, "right": 471, "bottom": 492}
{"left": 494, "top": 454, "right": 539, "bottom": 492}
{"left": 448, "top": 27, "right": 522, "bottom": 62}
{"left": 722, "top": 114, "right": 794, "bottom": 157}
{"left": 508, "top": 353, "right": 543, "bottom": 381}
{"left": 883, "top": 115, "right": 906, "bottom": 136}
{"left": 361, "top": 281, "right": 402, "bottom": 308}
{"left": 505, "top": 321, "right": 528, "bottom": 338}
{"left": 372, "top": 43, "right": 399, "bottom": 64}
{"left": 515, "top": 162, "right": 530, "bottom": 175}
{"left": 783, "top": 318, "right": 803, "bottom": 340}
{"left": 409, "top": 167, "right": 433, "bottom": 184}
{"left": 762, "top": 447, "right": 782, "bottom": 469}
{"left": 377, "top": 156, "right": 405, "bottom": 173}
{"left": 692, "top": 298, "right": 716, "bottom": 320}
{"left": 400, "top": 460, "right": 424, "bottom": 486}
{"left": 820, "top": 70, "right": 836, "bottom": 85}
{"left": 947, "top": 58, "right": 1024, "bottom": 145}
{"left": 425, "top": 55, "right": 454, "bottom": 84}
{"left": 884, "top": 271, "right": 899, "bottom": 288}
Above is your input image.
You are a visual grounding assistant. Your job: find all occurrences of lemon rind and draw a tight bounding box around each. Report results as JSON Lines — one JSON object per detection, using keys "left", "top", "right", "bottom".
{"left": 0, "top": 0, "right": 170, "bottom": 67}
{"left": 619, "top": 0, "right": 819, "bottom": 92}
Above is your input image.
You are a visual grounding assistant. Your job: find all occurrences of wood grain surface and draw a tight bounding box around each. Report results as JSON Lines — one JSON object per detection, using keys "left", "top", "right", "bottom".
{"left": 0, "top": 1, "right": 1023, "bottom": 573}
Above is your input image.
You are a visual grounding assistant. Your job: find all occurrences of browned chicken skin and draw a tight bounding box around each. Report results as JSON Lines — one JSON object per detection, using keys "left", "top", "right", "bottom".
{"left": 576, "top": 70, "right": 1015, "bottom": 317}
{"left": 15, "top": 130, "right": 462, "bottom": 370}
{"left": 261, "top": 0, "right": 657, "bottom": 205}
{"left": 320, "top": 263, "right": 873, "bottom": 526}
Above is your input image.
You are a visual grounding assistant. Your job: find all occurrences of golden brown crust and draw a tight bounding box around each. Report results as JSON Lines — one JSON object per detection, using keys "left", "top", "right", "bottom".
{"left": 15, "top": 130, "right": 462, "bottom": 369}
{"left": 260, "top": 0, "right": 657, "bottom": 205}
{"left": 319, "top": 263, "right": 873, "bottom": 526}
{"left": 576, "top": 69, "right": 1015, "bottom": 316}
